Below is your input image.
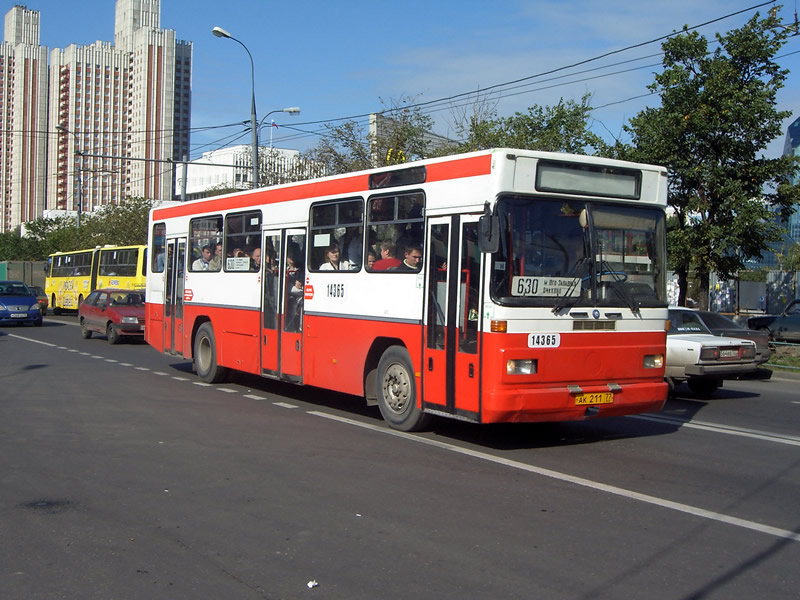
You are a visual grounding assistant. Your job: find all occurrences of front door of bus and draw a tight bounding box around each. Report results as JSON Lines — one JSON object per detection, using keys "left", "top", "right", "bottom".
{"left": 163, "top": 238, "right": 186, "bottom": 355}
{"left": 422, "top": 216, "right": 481, "bottom": 420}
{"left": 260, "top": 228, "right": 305, "bottom": 382}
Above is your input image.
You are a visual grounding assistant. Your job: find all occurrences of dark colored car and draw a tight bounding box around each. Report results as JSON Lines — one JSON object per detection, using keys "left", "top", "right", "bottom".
{"left": 748, "top": 299, "right": 800, "bottom": 342}
{"left": 79, "top": 289, "right": 145, "bottom": 344}
{"left": 29, "top": 285, "right": 48, "bottom": 315}
{"left": 0, "top": 280, "right": 43, "bottom": 327}
{"left": 695, "top": 310, "right": 772, "bottom": 365}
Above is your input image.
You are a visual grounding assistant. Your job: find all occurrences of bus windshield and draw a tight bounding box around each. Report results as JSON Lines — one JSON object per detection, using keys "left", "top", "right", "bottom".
{"left": 489, "top": 196, "right": 667, "bottom": 310}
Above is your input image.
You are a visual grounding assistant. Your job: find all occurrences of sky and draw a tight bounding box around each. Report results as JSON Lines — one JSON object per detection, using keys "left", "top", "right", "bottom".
{"left": 17, "top": 0, "right": 800, "bottom": 160}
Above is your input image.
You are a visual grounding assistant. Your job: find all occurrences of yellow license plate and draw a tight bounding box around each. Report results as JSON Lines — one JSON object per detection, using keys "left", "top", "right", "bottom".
{"left": 574, "top": 392, "right": 614, "bottom": 405}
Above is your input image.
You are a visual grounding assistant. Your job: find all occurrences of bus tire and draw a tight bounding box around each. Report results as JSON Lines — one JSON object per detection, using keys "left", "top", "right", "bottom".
{"left": 80, "top": 318, "right": 92, "bottom": 339}
{"left": 376, "top": 346, "right": 432, "bottom": 432}
{"left": 52, "top": 295, "right": 61, "bottom": 316}
{"left": 194, "top": 323, "right": 227, "bottom": 383}
{"left": 107, "top": 323, "right": 120, "bottom": 345}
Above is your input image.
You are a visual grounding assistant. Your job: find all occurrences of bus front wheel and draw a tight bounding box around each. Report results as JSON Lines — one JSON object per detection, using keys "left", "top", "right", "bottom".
{"left": 376, "top": 346, "right": 432, "bottom": 432}
{"left": 194, "top": 323, "right": 227, "bottom": 383}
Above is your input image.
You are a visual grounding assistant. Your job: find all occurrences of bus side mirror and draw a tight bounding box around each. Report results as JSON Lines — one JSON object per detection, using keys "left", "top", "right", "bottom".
{"left": 478, "top": 213, "right": 499, "bottom": 253}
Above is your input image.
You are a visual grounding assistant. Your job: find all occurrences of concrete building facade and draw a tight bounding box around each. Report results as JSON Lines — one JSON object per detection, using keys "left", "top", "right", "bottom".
{"left": 1, "top": 0, "right": 191, "bottom": 233}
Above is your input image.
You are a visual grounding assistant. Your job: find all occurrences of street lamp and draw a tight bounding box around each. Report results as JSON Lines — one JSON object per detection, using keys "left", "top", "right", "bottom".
{"left": 258, "top": 107, "right": 301, "bottom": 148}
{"left": 212, "top": 26, "right": 259, "bottom": 189}
{"left": 56, "top": 124, "right": 83, "bottom": 227}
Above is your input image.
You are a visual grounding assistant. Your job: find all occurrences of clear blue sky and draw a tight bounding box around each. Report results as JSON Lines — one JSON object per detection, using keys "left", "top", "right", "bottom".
{"left": 20, "top": 0, "right": 800, "bottom": 159}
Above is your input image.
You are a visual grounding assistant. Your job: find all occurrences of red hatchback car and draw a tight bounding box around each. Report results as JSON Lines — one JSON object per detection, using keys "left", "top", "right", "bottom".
{"left": 79, "top": 289, "right": 145, "bottom": 344}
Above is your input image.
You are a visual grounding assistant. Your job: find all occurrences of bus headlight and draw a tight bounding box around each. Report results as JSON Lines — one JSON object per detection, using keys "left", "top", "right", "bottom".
{"left": 507, "top": 359, "right": 537, "bottom": 375}
{"left": 643, "top": 354, "right": 663, "bottom": 369}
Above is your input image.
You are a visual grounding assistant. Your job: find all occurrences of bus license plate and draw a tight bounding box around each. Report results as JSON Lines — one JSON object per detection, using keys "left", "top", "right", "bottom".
{"left": 574, "top": 392, "right": 614, "bottom": 405}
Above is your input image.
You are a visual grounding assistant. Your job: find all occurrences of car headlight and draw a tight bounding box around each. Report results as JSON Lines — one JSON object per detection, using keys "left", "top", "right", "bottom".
{"left": 30, "top": 304, "right": 41, "bottom": 311}
{"left": 0, "top": 302, "right": 7, "bottom": 310}
{"left": 121, "top": 316, "right": 139, "bottom": 324}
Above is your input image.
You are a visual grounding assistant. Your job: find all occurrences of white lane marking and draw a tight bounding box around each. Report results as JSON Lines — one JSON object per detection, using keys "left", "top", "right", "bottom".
{"left": 67, "top": 349, "right": 78, "bottom": 353}
{"left": 632, "top": 414, "right": 800, "bottom": 447}
{"left": 244, "top": 394, "right": 267, "bottom": 400}
{"left": 274, "top": 402, "right": 298, "bottom": 409}
{"left": 8, "top": 334, "right": 57, "bottom": 347}
{"left": 171, "top": 376, "right": 189, "bottom": 381}
{"left": 105, "top": 359, "right": 118, "bottom": 363}
{"left": 119, "top": 363, "right": 133, "bottom": 367}
{"left": 217, "top": 387, "right": 238, "bottom": 393}
{"left": 193, "top": 382, "right": 212, "bottom": 387}
{"left": 92, "top": 355, "right": 104, "bottom": 359}
{"left": 308, "top": 411, "right": 800, "bottom": 544}
{"left": 153, "top": 371, "right": 168, "bottom": 376}
{"left": 135, "top": 367, "right": 150, "bottom": 371}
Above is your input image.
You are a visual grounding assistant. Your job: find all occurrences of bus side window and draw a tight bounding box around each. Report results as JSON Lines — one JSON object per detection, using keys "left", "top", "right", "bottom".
{"left": 308, "top": 198, "right": 363, "bottom": 272}
{"left": 367, "top": 192, "right": 425, "bottom": 272}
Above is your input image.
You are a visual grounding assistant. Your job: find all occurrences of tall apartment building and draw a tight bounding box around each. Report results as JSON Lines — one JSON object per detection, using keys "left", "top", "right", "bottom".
{"left": 1, "top": 6, "right": 49, "bottom": 232}
{"left": 1, "top": 0, "right": 191, "bottom": 233}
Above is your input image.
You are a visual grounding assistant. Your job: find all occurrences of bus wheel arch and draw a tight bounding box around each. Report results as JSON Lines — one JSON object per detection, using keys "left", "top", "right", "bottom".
{"left": 193, "top": 321, "right": 228, "bottom": 383}
{"left": 376, "top": 344, "right": 432, "bottom": 432}
{"left": 364, "top": 337, "right": 404, "bottom": 406}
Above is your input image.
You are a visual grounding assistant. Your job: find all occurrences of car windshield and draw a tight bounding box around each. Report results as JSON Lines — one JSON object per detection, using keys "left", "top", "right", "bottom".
{"left": 109, "top": 292, "right": 145, "bottom": 306}
{"left": 669, "top": 310, "right": 713, "bottom": 335}
{"left": 489, "top": 196, "right": 667, "bottom": 310}
{"left": 0, "top": 283, "right": 32, "bottom": 296}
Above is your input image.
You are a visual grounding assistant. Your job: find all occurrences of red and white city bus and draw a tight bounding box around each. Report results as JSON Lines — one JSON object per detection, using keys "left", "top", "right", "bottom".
{"left": 146, "top": 148, "right": 669, "bottom": 431}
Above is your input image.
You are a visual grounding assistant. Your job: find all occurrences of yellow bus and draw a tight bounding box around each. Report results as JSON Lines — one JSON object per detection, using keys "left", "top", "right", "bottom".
{"left": 46, "top": 245, "right": 147, "bottom": 314}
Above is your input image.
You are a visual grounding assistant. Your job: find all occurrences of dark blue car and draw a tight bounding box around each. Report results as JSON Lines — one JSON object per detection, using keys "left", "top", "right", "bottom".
{"left": 0, "top": 280, "right": 43, "bottom": 327}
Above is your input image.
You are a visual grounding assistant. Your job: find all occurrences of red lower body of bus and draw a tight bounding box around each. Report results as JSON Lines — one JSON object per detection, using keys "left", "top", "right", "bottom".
{"left": 147, "top": 303, "right": 666, "bottom": 425}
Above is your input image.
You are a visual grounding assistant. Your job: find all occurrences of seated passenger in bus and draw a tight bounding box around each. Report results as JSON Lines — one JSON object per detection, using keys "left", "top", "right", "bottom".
{"left": 372, "top": 241, "right": 401, "bottom": 271}
{"left": 394, "top": 245, "right": 423, "bottom": 272}
{"left": 318, "top": 242, "right": 351, "bottom": 271}
{"left": 192, "top": 244, "right": 214, "bottom": 271}
{"left": 209, "top": 242, "right": 223, "bottom": 270}
{"left": 250, "top": 247, "right": 262, "bottom": 272}
{"left": 366, "top": 250, "right": 376, "bottom": 270}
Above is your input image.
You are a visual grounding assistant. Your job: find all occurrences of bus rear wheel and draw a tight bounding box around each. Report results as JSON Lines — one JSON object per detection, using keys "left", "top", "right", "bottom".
{"left": 194, "top": 323, "right": 227, "bottom": 383}
{"left": 52, "top": 295, "right": 61, "bottom": 316}
{"left": 376, "top": 346, "right": 432, "bottom": 432}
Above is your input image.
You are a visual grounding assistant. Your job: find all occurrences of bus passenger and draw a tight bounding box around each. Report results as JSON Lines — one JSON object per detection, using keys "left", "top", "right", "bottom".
{"left": 372, "top": 241, "right": 401, "bottom": 271}
{"left": 192, "top": 245, "right": 214, "bottom": 271}
{"left": 250, "top": 247, "right": 262, "bottom": 271}
{"left": 395, "top": 245, "right": 423, "bottom": 272}
{"left": 319, "top": 242, "right": 351, "bottom": 271}
{"left": 366, "top": 250, "right": 376, "bottom": 270}
{"left": 209, "top": 242, "right": 223, "bottom": 270}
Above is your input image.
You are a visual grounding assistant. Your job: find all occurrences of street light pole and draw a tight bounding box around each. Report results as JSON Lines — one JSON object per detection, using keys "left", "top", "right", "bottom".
{"left": 212, "top": 26, "right": 259, "bottom": 189}
{"left": 257, "top": 107, "right": 301, "bottom": 148}
{"left": 56, "top": 124, "right": 83, "bottom": 227}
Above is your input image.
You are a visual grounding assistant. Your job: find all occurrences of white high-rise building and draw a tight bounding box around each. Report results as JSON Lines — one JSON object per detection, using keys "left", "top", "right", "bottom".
{"left": 1, "top": 6, "right": 49, "bottom": 232}
{"left": 1, "top": 0, "right": 191, "bottom": 232}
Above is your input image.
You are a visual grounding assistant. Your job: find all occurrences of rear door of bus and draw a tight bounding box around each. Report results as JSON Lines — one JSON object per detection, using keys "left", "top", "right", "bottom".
{"left": 422, "top": 215, "right": 481, "bottom": 420}
{"left": 163, "top": 238, "right": 186, "bottom": 355}
{"left": 260, "top": 228, "right": 305, "bottom": 382}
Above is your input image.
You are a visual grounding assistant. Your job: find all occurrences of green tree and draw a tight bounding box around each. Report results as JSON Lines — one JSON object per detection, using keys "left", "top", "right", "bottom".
{"left": 303, "top": 96, "right": 435, "bottom": 175}
{"left": 625, "top": 11, "right": 800, "bottom": 309}
{"left": 447, "top": 93, "right": 606, "bottom": 154}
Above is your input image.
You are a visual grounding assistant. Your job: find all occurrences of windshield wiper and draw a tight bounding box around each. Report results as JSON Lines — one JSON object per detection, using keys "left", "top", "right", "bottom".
{"left": 552, "top": 257, "right": 590, "bottom": 314}
{"left": 599, "top": 260, "right": 640, "bottom": 315}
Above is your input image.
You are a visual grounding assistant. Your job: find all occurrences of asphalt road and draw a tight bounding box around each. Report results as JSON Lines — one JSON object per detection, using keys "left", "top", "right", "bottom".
{"left": 1, "top": 316, "right": 799, "bottom": 599}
